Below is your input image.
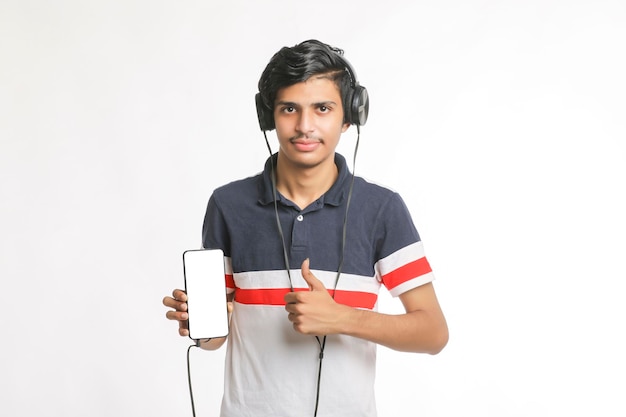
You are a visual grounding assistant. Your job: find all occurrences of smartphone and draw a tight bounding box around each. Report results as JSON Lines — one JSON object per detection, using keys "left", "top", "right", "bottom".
{"left": 182, "top": 249, "right": 229, "bottom": 340}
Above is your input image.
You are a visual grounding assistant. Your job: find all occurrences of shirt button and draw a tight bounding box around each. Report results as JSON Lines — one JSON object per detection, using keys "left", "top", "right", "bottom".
{"left": 296, "top": 214, "right": 304, "bottom": 222}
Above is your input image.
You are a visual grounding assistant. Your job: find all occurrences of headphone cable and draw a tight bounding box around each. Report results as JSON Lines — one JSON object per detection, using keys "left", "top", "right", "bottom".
{"left": 313, "top": 125, "right": 359, "bottom": 416}
{"left": 264, "top": 126, "right": 360, "bottom": 417}
{"left": 186, "top": 342, "right": 199, "bottom": 417}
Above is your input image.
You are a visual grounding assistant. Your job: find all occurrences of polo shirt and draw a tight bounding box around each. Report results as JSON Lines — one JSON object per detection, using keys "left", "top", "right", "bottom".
{"left": 202, "top": 153, "right": 434, "bottom": 417}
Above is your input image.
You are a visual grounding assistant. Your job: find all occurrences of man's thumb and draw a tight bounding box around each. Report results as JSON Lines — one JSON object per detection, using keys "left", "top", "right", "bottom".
{"left": 301, "top": 258, "right": 325, "bottom": 291}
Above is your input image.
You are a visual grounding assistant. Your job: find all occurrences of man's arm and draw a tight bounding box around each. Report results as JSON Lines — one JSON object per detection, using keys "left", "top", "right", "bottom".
{"left": 342, "top": 282, "right": 448, "bottom": 354}
{"left": 284, "top": 259, "right": 448, "bottom": 354}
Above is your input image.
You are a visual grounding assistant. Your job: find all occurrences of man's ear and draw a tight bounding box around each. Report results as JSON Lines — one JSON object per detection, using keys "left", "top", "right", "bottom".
{"left": 341, "top": 123, "right": 350, "bottom": 133}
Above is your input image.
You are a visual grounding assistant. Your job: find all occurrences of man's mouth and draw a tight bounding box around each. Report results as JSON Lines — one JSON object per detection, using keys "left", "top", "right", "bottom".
{"left": 291, "top": 136, "right": 322, "bottom": 151}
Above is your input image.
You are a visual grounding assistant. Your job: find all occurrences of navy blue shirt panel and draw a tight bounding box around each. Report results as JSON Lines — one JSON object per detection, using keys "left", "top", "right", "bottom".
{"left": 202, "top": 153, "right": 421, "bottom": 277}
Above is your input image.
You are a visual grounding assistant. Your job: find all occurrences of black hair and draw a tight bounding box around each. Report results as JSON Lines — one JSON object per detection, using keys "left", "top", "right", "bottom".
{"left": 257, "top": 39, "right": 354, "bottom": 123}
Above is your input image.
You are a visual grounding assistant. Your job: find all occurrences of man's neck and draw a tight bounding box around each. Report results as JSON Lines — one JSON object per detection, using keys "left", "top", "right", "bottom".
{"left": 275, "top": 154, "right": 338, "bottom": 210}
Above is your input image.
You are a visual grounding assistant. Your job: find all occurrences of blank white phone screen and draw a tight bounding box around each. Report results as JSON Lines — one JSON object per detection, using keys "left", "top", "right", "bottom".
{"left": 183, "top": 249, "right": 229, "bottom": 340}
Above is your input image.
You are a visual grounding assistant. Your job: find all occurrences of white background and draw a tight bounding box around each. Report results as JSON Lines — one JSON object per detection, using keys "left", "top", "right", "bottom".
{"left": 1, "top": 1, "right": 625, "bottom": 416}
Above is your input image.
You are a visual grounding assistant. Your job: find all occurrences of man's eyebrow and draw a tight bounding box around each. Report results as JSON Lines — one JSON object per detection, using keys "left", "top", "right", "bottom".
{"left": 275, "top": 100, "right": 298, "bottom": 107}
{"left": 275, "top": 100, "right": 338, "bottom": 107}
{"left": 314, "top": 100, "right": 338, "bottom": 107}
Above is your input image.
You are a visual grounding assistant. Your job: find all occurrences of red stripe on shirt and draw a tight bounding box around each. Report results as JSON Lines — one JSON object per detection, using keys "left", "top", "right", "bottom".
{"left": 382, "top": 257, "right": 432, "bottom": 290}
{"left": 234, "top": 288, "right": 378, "bottom": 309}
{"left": 225, "top": 274, "right": 235, "bottom": 289}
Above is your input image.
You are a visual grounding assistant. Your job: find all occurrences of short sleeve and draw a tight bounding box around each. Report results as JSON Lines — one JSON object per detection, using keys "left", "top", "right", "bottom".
{"left": 373, "top": 193, "right": 435, "bottom": 297}
{"left": 201, "top": 193, "right": 231, "bottom": 256}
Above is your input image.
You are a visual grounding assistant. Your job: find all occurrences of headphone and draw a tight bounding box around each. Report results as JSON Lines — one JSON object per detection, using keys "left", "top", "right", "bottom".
{"left": 255, "top": 56, "right": 369, "bottom": 131}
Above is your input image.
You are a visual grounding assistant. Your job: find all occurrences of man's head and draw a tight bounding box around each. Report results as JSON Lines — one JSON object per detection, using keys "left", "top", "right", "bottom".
{"left": 256, "top": 39, "right": 368, "bottom": 131}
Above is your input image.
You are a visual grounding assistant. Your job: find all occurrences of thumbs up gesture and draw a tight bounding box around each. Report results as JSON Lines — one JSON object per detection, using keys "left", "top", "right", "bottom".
{"left": 284, "top": 258, "right": 349, "bottom": 336}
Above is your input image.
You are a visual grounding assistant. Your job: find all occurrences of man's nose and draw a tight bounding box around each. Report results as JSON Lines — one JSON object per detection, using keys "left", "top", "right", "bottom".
{"left": 296, "top": 109, "right": 315, "bottom": 134}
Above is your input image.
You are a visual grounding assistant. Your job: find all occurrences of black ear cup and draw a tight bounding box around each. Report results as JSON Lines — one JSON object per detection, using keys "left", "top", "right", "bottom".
{"left": 348, "top": 84, "right": 369, "bottom": 126}
{"left": 255, "top": 93, "right": 275, "bottom": 131}
{"left": 342, "top": 57, "right": 369, "bottom": 127}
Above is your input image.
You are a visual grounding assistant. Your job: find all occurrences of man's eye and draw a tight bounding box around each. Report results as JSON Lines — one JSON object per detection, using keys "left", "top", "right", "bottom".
{"left": 283, "top": 106, "right": 295, "bottom": 113}
{"left": 319, "top": 105, "right": 328, "bottom": 112}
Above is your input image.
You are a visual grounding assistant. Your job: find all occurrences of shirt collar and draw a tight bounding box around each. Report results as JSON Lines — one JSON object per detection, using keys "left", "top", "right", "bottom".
{"left": 258, "top": 153, "right": 351, "bottom": 207}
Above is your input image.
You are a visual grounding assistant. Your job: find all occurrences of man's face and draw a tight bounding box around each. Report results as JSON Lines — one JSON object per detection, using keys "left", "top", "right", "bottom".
{"left": 273, "top": 76, "right": 350, "bottom": 170}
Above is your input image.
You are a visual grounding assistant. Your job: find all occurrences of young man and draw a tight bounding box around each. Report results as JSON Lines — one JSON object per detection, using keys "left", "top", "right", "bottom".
{"left": 163, "top": 39, "right": 448, "bottom": 417}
